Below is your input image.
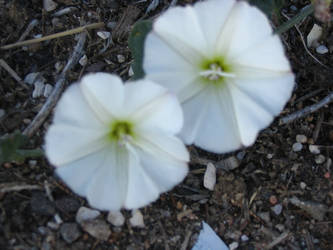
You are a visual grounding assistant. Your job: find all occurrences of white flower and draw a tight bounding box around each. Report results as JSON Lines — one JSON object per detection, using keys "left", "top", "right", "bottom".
{"left": 45, "top": 73, "right": 189, "bottom": 211}
{"left": 143, "top": 0, "right": 295, "bottom": 153}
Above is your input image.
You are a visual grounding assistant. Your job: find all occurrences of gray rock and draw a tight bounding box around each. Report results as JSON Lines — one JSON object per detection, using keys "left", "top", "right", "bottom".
{"left": 271, "top": 204, "right": 283, "bottom": 215}
{"left": 32, "top": 80, "right": 45, "bottom": 98}
{"left": 296, "top": 134, "right": 307, "bottom": 143}
{"left": 43, "top": 84, "right": 53, "bottom": 97}
{"left": 309, "top": 145, "right": 320, "bottom": 154}
{"left": 81, "top": 219, "right": 111, "bottom": 241}
{"left": 129, "top": 210, "right": 145, "bottom": 228}
{"left": 315, "top": 154, "right": 326, "bottom": 164}
{"left": 55, "top": 197, "right": 80, "bottom": 213}
{"left": 76, "top": 207, "right": 100, "bottom": 224}
{"left": 0, "top": 109, "right": 5, "bottom": 119}
{"left": 60, "top": 223, "right": 81, "bottom": 243}
{"left": 316, "top": 45, "right": 329, "bottom": 54}
{"left": 30, "top": 193, "right": 55, "bottom": 216}
{"left": 258, "top": 212, "right": 270, "bottom": 223}
{"left": 107, "top": 210, "right": 125, "bottom": 227}
{"left": 292, "top": 142, "right": 303, "bottom": 152}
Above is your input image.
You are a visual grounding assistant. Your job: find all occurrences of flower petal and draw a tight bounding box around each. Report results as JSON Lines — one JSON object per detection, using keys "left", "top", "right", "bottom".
{"left": 216, "top": 1, "right": 273, "bottom": 58}
{"left": 193, "top": 0, "right": 236, "bottom": 55}
{"left": 152, "top": 5, "right": 207, "bottom": 63}
{"left": 80, "top": 73, "right": 124, "bottom": 122}
{"left": 86, "top": 145, "right": 129, "bottom": 211}
{"left": 144, "top": 32, "right": 198, "bottom": 92}
{"left": 45, "top": 124, "right": 108, "bottom": 166}
{"left": 181, "top": 86, "right": 241, "bottom": 153}
{"left": 124, "top": 134, "right": 189, "bottom": 209}
{"left": 231, "top": 35, "right": 292, "bottom": 72}
{"left": 125, "top": 80, "right": 183, "bottom": 134}
{"left": 55, "top": 148, "right": 110, "bottom": 197}
{"left": 52, "top": 84, "right": 105, "bottom": 129}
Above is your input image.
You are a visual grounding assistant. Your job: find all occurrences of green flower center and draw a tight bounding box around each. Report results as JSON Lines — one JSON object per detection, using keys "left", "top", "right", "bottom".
{"left": 199, "top": 58, "right": 234, "bottom": 85}
{"left": 108, "top": 120, "right": 134, "bottom": 143}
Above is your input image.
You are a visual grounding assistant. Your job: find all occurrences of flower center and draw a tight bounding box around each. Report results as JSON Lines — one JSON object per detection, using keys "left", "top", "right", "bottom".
{"left": 200, "top": 63, "right": 235, "bottom": 81}
{"left": 108, "top": 120, "right": 134, "bottom": 145}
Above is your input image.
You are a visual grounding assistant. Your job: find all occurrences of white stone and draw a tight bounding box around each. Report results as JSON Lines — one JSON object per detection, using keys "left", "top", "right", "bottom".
{"left": 292, "top": 142, "right": 302, "bottom": 152}
{"left": 32, "top": 80, "right": 45, "bottom": 98}
{"left": 97, "top": 31, "right": 111, "bottom": 40}
{"left": 79, "top": 54, "right": 88, "bottom": 66}
{"left": 117, "top": 54, "right": 125, "bottom": 63}
{"left": 24, "top": 72, "right": 40, "bottom": 85}
{"left": 271, "top": 204, "right": 283, "bottom": 215}
{"left": 43, "top": 0, "right": 58, "bottom": 12}
{"left": 203, "top": 163, "right": 216, "bottom": 191}
{"left": 129, "top": 210, "right": 145, "bottom": 228}
{"left": 75, "top": 207, "right": 100, "bottom": 224}
{"left": 107, "top": 210, "right": 125, "bottom": 227}
{"left": 316, "top": 45, "right": 329, "bottom": 54}
{"left": 309, "top": 145, "right": 320, "bottom": 154}
{"left": 307, "top": 24, "right": 323, "bottom": 48}
{"left": 241, "top": 235, "right": 249, "bottom": 242}
{"left": 300, "top": 182, "right": 307, "bottom": 190}
{"left": 128, "top": 66, "right": 134, "bottom": 77}
{"left": 43, "top": 84, "right": 53, "bottom": 97}
{"left": 229, "top": 242, "right": 239, "bottom": 250}
{"left": 296, "top": 134, "right": 307, "bottom": 144}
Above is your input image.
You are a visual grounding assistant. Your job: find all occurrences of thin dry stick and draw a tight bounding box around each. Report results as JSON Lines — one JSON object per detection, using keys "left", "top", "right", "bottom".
{"left": 0, "top": 183, "right": 42, "bottom": 193}
{"left": 1, "top": 22, "right": 102, "bottom": 50}
{"left": 279, "top": 91, "right": 333, "bottom": 125}
{"left": 0, "top": 59, "right": 29, "bottom": 89}
{"left": 23, "top": 32, "right": 87, "bottom": 137}
{"left": 18, "top": 19, "right": 39, "bottom": 42}
{"left": 265, "top": 231, "right": 290, "bottom": 249}
{"left": 281, "top": 12, "right": 328, "bottom": 69}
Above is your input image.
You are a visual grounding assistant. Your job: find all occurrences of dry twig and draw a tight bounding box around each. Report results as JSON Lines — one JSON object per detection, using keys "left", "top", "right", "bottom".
{"left": 0, "top": 59, "right": 29, "bottom": 89}
{"left": 0, "top": 182, "right": 42, "bottom": 193}
{"left": 18, "top": 19, "right": 39, "bottom": 42}
{"left": 279, "top": 91, "right": 333, "bottom": 125}
{"left": 23, "top": 32, "right": 87, "bottom": 137}
{"left": 1, "top": 22, "right": 102, "bottom": 50}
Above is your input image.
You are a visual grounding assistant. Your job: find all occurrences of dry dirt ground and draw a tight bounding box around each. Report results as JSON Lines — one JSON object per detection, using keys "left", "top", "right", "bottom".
{"left": 0, "top": 0, "right": 333, "bottom": 249}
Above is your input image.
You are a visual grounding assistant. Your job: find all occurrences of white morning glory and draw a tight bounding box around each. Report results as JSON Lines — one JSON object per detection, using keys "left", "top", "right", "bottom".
{"left": 45, "top": 73, "right": 189, "bottom": 211}
{"left": 143, "top": 0, "right": 295, "bottom": 153}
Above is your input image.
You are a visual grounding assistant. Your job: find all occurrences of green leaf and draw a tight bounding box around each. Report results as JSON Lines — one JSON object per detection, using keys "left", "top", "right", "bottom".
{"left": 249, "top": 0, "right": 285, "bottom": 21}
{"left": 128, "top": 20, "right": 153, "bottom": 80}
{"left": 0, "top": 131, "right": 43, "bottom": 165}
{"left": 274, "top": 4, "right": 314, "bottom": 34}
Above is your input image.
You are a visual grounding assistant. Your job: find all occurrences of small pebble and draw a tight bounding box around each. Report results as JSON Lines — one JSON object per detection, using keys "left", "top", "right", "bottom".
{"left": 43, "top": 84, "right": 53, "bottom": 98}
{"left": 47, "top": 221, "right": 60, "bottom": 230}
{"left": 300, "top": 182, "right": 307, "bottom": 190}
{"left": 129, "top": 210, "right": 145, "bottom": 228}
{"left": 128, "top": 66, "right": 134, "bottom": 77}
{"left": 117, "top": 54, "right": 125, "bottom": 63}
{"left": 292, "top": 142, "right": 303, "bottom": 152}
{"left": 107, "top": 21, "right": 117, "bottom": 29}
{"left": 43, "top": 0, "right": 58, "bottom": 12}
{"left": 24, "top": 72, "right": 40, "bottom": 85}
{"left": 97, "top": 31, "right": 111, "bottom": 40}
{"left": 81, "top": 219, "right": 111, "bottom": 241}
{"left": 309, "top": 145, "right": 320, "bottom": 154}
{"left": 32, "top": 80, "right": 45, "bottom": 98}
{"left": 267, "top": 153, "right": 273, "bottom": 159}
{"left": 271, "top": 204, "right": 283, "bottom": 215}
{"left": 229, "top": 242, "right": 239, "bottom": 250}
{"left": 316, "top": 45, "right": 329, "bottom": 54}
{"left": 258, "top": 212, "right": 270, "bottom": 223}
{"left": 76, "top": 207, "right": 100, "bottom": 224}
{"left": 296, "top": 134, "right": 307, "bottom": 144}
{"left": 30, "top": 193, "right": 55, "bottom": 216}
{"left": 29, "top": 160, "right": 37, "bottom": 167}
{"left": 324, "top": 172, "right": 330, "bottom": 179}
{"left": 241, "top": 235, "right": 249, "bottom": 242}
{"left": 315, "top": 154, "right": 325, "bottom": 164}
{"left": 60, "top": 223, "right": 81, "bottom": 244}
{"left": 107, "top": 210, "right": 125, "bottom": 227}
{"left": 275, "top": 224, "right": 285, "bottom": 232}
{"left": 79, "top": 55, "right": 88, "bottom": 66}
{"left": 0, "top": 109, "right": 5, "bottom": 119}
{"left": 236, "top": 151, "right": 246, "bottom": 161}
{"left": 203, "top": 163, "right": 216, "bottom": 191}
